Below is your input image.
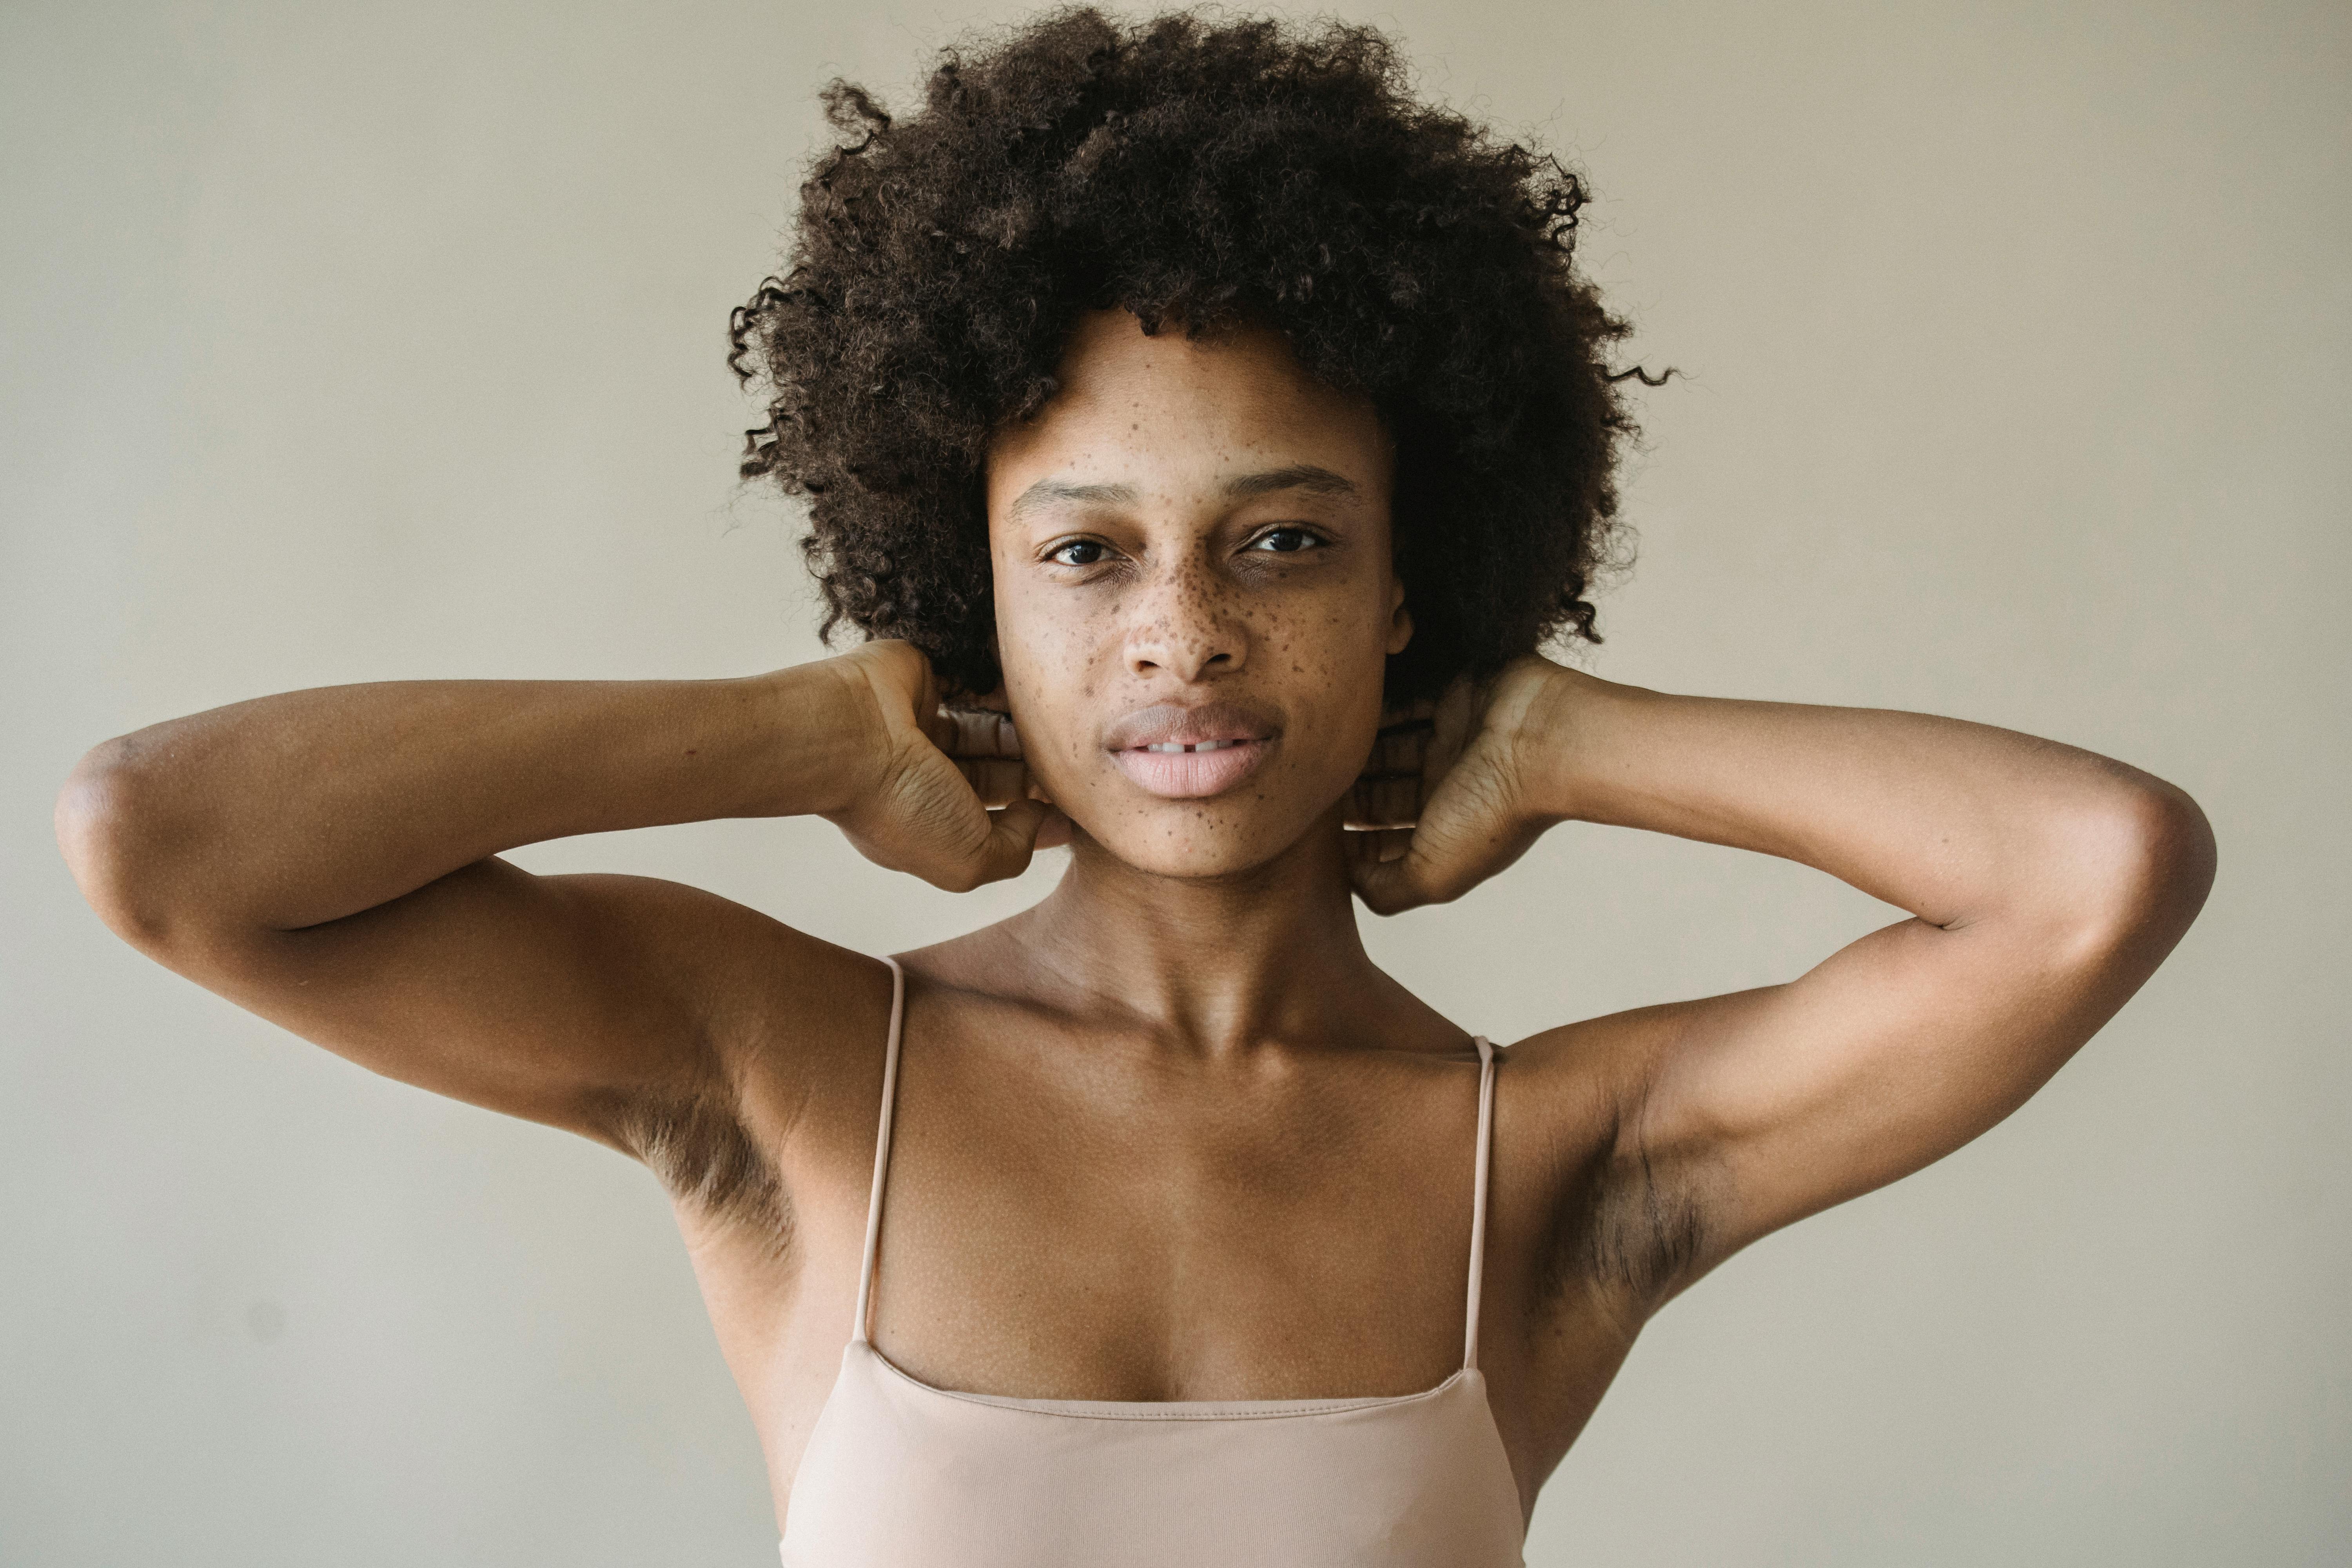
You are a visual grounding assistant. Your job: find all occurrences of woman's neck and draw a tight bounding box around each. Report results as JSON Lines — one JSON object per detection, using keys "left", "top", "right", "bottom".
{"left": 997, "top": 813, "right": 1404, "bottom": 1057}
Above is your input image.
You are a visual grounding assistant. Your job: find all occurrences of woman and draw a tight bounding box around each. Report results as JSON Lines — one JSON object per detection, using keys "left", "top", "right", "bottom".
{"left": 55, "top": 9, "right": 2214, "bottom": 1565}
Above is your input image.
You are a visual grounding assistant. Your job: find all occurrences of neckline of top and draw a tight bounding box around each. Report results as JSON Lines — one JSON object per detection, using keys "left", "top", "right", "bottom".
{"left": 855, "top": 1336, "right": 1481, "bottom": 1421}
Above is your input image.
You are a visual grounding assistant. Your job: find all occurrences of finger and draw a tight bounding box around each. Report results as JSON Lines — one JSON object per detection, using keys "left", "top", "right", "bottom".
{"left": 1349, "top": 829, "right": 1476, "bottom": 915}
{"left": 1342, "top": 825, "right": 1414, "bottom": 863}
{"left": 1349, "top": 701, "right": 1445, "bottom": 822}
{"left": 1350, "top": 714, "right": 1431, "bottom": 826}
{"left": 1363, "top": 726, "right": 1427, "bottom": 782}
{"left": 1375, "top": 697, "right": 1438, "bottom": 732}
{"left": 1367, "top": 712, "right": 1432, "bottom": 772}
{"left": 1349, "top": 832, "right": 1437, "bottom": 915}
{"left": 1343, "top": 773, "right": 1420, "bottom": 831}
{"left": 939, "top": 706, "right": 1022, "bottom": 760}
{"left": 1426, "top": 676, "right": 1479, "bottom": 781}
{"left": 955, "top": 756, "right": 1031, "bottom": 808}
{"left": 961, "top": 797, "right": 1060, "bottom": 888}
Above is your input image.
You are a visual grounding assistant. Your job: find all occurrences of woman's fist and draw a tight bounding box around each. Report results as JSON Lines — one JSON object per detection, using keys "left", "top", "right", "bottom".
{"left": 1345, "top": 654, "right": 1575, "bottom": 915}
{"left": 821, "top": 641, "right": 1068, "bottom": 892}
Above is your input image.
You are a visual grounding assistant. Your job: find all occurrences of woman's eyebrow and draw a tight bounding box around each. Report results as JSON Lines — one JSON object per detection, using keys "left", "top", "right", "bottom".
{"left": 1007, "top": 465, "right": 1359, "bottom": 523}
{"left": 1007, "top": 478, "right": 1139, "bottom": 521}
{"left": 1221, "top": 464, "right": 1360, "bottom": 502}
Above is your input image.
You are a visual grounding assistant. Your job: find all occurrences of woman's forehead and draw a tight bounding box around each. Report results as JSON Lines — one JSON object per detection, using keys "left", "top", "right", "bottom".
{"left": 985, "top": 309, "right": 1392, "bottom": 515}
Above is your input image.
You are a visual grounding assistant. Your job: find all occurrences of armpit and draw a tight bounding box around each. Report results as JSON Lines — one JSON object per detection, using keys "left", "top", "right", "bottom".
{"left": 603, "top": 1085, "right": 794, "bottom": 1252}
{"left": 1543, "top": 1120, "right": 1715, "bottom": 1316}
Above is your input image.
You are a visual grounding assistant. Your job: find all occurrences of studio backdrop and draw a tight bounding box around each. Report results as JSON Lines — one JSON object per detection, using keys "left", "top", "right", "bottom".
{"left": 2, "top": 1, "right": 2345, "bottom": 1564}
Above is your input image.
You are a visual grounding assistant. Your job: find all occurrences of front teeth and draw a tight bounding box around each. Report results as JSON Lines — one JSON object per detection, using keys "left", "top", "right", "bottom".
{"left": 1143, "top": 740, "right": 1240, "bottom": 753}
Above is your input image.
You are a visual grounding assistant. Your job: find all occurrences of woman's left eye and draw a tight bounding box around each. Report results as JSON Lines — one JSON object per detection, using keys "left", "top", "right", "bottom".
{"left": 1247, "top": 526, "right": 1324, "bottom": 554}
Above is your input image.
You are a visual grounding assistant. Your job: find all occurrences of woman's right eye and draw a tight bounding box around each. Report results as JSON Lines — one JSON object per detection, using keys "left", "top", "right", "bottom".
{"left": 1049, "top": 539, "right": 1108, "bottom": 567}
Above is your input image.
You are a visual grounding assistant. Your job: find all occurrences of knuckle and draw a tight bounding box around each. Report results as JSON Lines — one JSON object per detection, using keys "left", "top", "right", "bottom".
{"left": 927, "top": 853, "right": 987, "bottom": 894}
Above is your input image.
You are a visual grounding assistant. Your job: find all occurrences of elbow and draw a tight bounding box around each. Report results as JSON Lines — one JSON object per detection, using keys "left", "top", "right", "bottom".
{"left": 2052, "top": 773, "right": 2218, "bottom": 969}
{"left": 2112, "top": 774, "right": 2217, "bottom": 927}
{"left": 56, "top": 738, "right": 189, "bottom": 949}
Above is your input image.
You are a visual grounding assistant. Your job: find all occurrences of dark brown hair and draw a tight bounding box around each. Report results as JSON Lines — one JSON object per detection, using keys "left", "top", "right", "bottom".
{"left": 730, "top": 5, "right": 1647, "bottom": 701}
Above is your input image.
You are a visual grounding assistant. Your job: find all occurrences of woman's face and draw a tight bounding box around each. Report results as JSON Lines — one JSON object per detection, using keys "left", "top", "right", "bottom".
{"left": 986, "top": 308, "right": 1412, "bottom": 879}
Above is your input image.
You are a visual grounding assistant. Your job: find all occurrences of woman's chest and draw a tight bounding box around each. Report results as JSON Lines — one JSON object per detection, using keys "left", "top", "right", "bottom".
{"left": 693, "top": 1015, "right": 1634, "bottom": 1513}
{"left": 866, "top": 1105, "right": 1482, "bottom": 1401}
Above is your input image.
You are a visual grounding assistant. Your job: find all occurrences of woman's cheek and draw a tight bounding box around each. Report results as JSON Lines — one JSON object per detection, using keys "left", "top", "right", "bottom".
{"left": 1004, "top": 658, "right": 1102, "bottom": 814}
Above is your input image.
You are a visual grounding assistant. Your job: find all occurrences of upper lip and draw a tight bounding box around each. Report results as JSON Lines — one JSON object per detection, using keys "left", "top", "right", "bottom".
{"left": 1103, "top": 701, "right": 1282, "bottom": 752}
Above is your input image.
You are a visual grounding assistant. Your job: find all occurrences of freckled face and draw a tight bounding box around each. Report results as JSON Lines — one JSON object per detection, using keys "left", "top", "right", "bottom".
{"left": 986, "top": 308, "right": 1412, "bottom": 878}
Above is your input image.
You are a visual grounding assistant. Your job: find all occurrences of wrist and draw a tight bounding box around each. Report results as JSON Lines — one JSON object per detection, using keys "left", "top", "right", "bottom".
{"left": 742, "top": 657, "right": 893, "bottom": 818}
{"left": 1501, "top": 658, "right": 1650, "bottom": 825}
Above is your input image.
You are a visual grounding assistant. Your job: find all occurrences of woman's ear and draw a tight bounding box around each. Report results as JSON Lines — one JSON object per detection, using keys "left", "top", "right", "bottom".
{"left": 1385, "top": 581, "right": 1414, "bottom": 656}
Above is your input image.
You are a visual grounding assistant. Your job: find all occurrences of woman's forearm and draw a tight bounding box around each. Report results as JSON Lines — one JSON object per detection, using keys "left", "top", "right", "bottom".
{"left": 1517, "top": 666, "right": 2206, "bottom": 935}
{"left": 58, "top": 660, "right": 877, "bottom": 943}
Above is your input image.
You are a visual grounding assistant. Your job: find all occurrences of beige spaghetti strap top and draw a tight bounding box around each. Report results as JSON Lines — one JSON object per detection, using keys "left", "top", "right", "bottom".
{"left": 778, "top": 956, "right": 1528, "bottom": 1566}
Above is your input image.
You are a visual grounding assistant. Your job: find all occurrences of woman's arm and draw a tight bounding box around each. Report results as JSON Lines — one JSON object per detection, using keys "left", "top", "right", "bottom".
{"left": 54, "top": 641, "right": 1054, "bottom": 1154}
{"left": 1352, "top": 657, "right": 2216, "bottom": 1305}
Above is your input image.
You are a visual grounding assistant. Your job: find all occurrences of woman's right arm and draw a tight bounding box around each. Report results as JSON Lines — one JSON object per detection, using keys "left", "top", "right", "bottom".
{"left": 52, "top": 641, "right": 1055, "bottom": 1153}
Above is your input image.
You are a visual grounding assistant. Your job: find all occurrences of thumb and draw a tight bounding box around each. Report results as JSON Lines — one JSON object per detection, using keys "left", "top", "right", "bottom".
{"left": 1348, "top": 829, "right": 1443, "bottom": 916}
{"left": 964, "top": 797, "right": 1063, "bottom": 887}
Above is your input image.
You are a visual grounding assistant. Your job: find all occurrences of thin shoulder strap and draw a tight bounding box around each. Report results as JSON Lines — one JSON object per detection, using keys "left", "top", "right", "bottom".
{"left": 1463, "top": 1034, "right": 1499, "bottom": 1372}
{"left": 850, "top": 955, "right": 907, "bottom": 1345}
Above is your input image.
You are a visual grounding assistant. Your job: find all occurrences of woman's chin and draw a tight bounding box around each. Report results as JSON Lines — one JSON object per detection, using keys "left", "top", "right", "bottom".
{"left": 1065, "top": 802, "right": 1333, "bottom": 884}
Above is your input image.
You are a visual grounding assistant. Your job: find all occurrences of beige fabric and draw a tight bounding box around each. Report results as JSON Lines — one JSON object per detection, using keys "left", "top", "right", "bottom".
{"left": 778, "top": 957, "right": 1527, "bottom": 1566}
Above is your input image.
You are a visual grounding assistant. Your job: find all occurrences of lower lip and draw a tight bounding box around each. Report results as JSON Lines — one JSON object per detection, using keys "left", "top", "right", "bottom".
{"left": 1111, "top": 739, "right": 1272, "bottom": 799}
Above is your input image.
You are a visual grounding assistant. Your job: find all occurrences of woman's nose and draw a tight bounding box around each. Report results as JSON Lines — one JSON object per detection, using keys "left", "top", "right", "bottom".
{"left": 1122, "top": 561, "right": 1246, "bottom": 682}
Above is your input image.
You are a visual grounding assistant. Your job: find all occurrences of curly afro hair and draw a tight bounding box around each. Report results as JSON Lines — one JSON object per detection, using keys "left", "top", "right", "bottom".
{"left": 729, "top": 4, "right": 1648, "bottom": 704}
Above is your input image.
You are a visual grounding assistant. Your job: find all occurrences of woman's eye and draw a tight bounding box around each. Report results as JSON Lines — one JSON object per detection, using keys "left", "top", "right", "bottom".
{"left": 1247, "top": 526, "right": 1323, "bottom": 554}
{"left": 1049, "top": 539, "right": 1109, "bottom": 566}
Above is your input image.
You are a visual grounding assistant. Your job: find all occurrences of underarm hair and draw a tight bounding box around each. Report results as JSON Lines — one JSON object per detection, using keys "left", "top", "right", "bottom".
{"left": 601, "top": 1085, "right": 792, "bottom": 1252}
{"left": 1546, "top": 1075, "right": 1711, "bottom": 1310}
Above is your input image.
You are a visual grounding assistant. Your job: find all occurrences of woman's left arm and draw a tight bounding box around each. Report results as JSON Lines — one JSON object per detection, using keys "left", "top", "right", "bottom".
{"left": 1351, "top": 657, "right": 2217, "bottom": 1297}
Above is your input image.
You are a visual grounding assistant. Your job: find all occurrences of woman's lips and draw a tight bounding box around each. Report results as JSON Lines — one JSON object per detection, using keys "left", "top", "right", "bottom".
{"left": 1101, "top": 700, "right": 1282, "bottom": 800}
{"left": 1111, "top": 736, "right": 1272, "bottom": 799}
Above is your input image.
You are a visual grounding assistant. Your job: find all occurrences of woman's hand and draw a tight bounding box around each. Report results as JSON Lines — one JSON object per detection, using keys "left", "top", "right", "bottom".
{"left": 1345, "top": 654, "right": 1579, "bottom": 915}
{"left": 822, "top": 640, "right": 1069, "bottom": 893}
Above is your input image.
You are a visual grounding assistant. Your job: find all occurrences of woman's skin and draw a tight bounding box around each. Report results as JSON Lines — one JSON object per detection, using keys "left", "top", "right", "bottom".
{"left": 55, "top": 307, "right": 2216, "bottom": 1531}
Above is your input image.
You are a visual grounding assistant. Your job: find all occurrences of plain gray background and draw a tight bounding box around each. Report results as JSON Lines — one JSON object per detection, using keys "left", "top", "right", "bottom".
{"left": 4, "top": 0, "right": 2345, "bottom": 1563}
